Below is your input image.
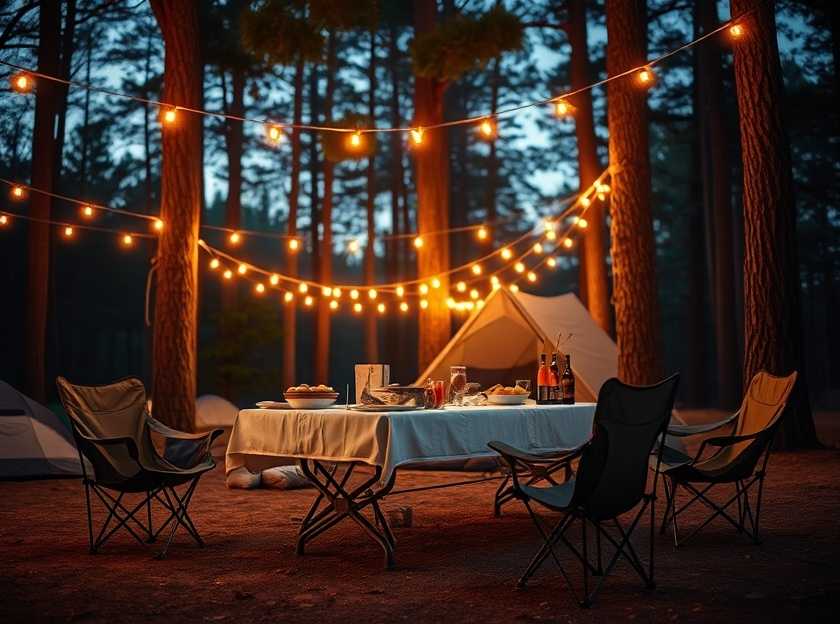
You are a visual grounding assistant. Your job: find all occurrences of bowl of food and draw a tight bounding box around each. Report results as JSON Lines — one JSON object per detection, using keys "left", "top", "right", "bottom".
{"left": 485, "top": 384, "right": 529, "bottom": 405}
{"left": 284, "top": 384, "right": 339, "bottom": 409}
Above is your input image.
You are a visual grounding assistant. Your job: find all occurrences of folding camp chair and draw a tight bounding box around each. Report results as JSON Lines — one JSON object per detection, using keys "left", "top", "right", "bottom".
{"left": 56, "top": 377, "right": 223, "bottom": 558}
{"left": 489, "top": 373, "right": 680, "bottom": 608}
{"left": 657, "top": 371, "right": 797, "bottom": 547}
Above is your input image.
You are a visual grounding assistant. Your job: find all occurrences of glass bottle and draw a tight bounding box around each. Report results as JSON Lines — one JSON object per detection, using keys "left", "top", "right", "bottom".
{"left": 561, "top": 354, "right": 575, "bottom": 405}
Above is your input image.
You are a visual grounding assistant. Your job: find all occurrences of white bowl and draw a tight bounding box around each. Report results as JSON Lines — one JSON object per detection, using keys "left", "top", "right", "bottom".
{"left": 487, "top": 394, "right": 528, "bottom": 405}
{"left": 286, "top": 396, "right": 338, "bottom": 410}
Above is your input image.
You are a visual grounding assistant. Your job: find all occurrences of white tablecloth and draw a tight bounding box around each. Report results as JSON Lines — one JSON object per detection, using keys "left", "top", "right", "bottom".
{"left": 226, "top": 403, "right": 596, "bottom": 485}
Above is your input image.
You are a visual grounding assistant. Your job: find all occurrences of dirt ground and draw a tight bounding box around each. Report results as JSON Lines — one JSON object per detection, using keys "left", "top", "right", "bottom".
{"left": 2, "top": 420, "right": 840, "bottom": 623}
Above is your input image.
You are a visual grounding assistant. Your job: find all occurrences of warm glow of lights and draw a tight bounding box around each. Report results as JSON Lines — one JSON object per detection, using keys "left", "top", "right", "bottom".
{"left": 11, "top": 72, "right": 32, "bottom": 93}
{"left": 348, "top": 130, "right": 363, "bottom": 149}
{"left": 270, "top": 274, "right": 279, "bottom": 285}
{"left": 153, "top": 219, "right": 164, "bottom": 231}
{"left": 431, "top": 277, "right": 441, "bottom": 289}
{"left": 223, "top": 269, "right": 233, "bottom": 280}
{"left": 637, "top": 67, "right": 656, "bottom": 87}
{"left": 122, "top": 234, "right": 134, "bottom": 247}
{"left": 547, "top": 257, "right": 557, "bottom": 268}
{"left": 284, "top": 292, "right": 294, "bottom": 303}
{"left": 353, "top": 302, "right": 363, "bottom": 314}
{"left": 304, "top": 295, "right": 314, "bottom": 307}
{"left": 333, "top": 287, "right": 342, "bottom": 298}
{"left": 255, "top": 283, "right": 265, "bottom": 294}
{"left": 288, "top": 238, "right": 300, "bottom": 252}
{"left": 477, "top": 299, "right": 485, "bottom": 309}
{"left": 491, "top": 275, "right": 500, "bottom": 289}
{"left": 350, "top": 289, "right": 359, "bottom": 300}
{"left": 238, "top": 263, "right": 248, "bottom": 275}
{"left": 514, "top": 262, "right": 525, "bottom": 273}
{"left": 563, "top": 237, "right": 574, "bottom": 249}
{"left": 63, "top": 226, "right": 74, "bottom": 238}
{"left": 597, "top": 183, "right": 611, "bottom": 194}
{"left": 469, "top": 289, "right": 479, "bottom": 300}
{"left": 330, "top": 300, "right": 339, "bottom": 311}
{"left": 510, "top": 284, "right": 520, "bottom": 293}
{"left": 476, "top": 226, "right": 488, "bottom": 241}
{"left": 553, "top": 98, "right": 575, "bottom": 117}
{"left": 410, "top": 127, "right": 424, "bottom": 145}
{"left": 471, "top": 264, "right": 482, "bottom": 275}
{"left": 478, "top": 118, "right": 496, "bottom": 139}
{"left": 500, "top": 247, "right": 512, "bottom": 260}
{"left": 298, "top": 283, "right": 308, "bottom": 294}
{"left": 322, "top": 287, "right": 332, "bottom": 297}
{"left": 456, "top": 281, "right": 466, "bottom": 292}
{"left": 419, "top": 299, "right": 429, "bottom": 309}
{"left": 162, "top": 106, "right": 178, "bottom": 125}
{"left": 11, "top": 185, "right": 24, "bottom": 200}
{"left": 229, "top": 231, "right": 241, "bottom": 245}
{"left": 0, "top": 215, "right": 8, "bottom": 226}
{"left": 266, "top": 123, "right": 284, "bottom": 144}
{"left": 597, "top": 193, "right": 606, "bottom": 202}
{"left": 413, "top": 236, "right": 424, "bottom": 249}
{"left": 419, "top": 283, "right": 429, "bottom": 295}
{"left": 533, "top": 242, "right": 543, "bottom": 254}
{"left": 729, "top": 23, "right": 745, "bottom": 39}
{"left": 577, "top": 217, "right": 588, "bottom": 229}
{"left": 527, "top": 271, "right": 537, "bottom": 283}
{"left": 580, "top": 196, "right": 591, "bottom": 207}
{"left": 81, "top": 205, "right": 94, "bottom": 218}
{"left": 368, "top": 289, "right": 378, "bottom": 300}
{"left": 446, "top": 297, "right": 456, "bottom": 309}
{"left": 399, "top": 301, "right": 409, "bottom": 313}
{"left": 347, "top": 239, "right": 360, "bottom": 254}
{"left": 210, "top": 258, "right": 220, "bottom": 270}
{"left": 396, "top": 285, "right": 405, "bottom": 297}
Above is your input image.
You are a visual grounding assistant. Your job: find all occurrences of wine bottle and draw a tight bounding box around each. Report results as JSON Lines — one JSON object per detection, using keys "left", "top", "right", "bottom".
{"left": 537, "top": 353, "right": 550, "bottom": 405}
{"left": 561, "top": 354, "right": 575, "bottom": 404}
{"left": 549, "top": 352, "right": 560, "bottom": 404}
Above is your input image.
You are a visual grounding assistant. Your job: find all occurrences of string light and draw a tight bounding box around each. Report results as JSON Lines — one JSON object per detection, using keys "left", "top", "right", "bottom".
{"left": 298, "top": 283, "right": 308, "bottom": 294}
{"left": 347, "top": 239, "right": 360, "bottom": 254}
{"left": 547, "top": 257, "right": 557, "bottom": 268}
{"left": 330, "top": 299, "right": 339, "bottom": 311}
{"left": 223, "top": 269, "right": 233, "bottom": 280}
{"left": 304, "top": 295, "right": 314, "bottom": 307}
{"left": 597, "top": 183, "right": 611, "bottom": 194}
{"left": 161, "top": 106, "right": 178, "bottom": 125}
{"left": 419, "top": 283, "right": 429, "bottom": 295}
{"left": 353, "top": 302, "right": 363, "bottom": 314}
{"left": 122, "top": 234, "right": 134, "bottom": 247}
{"left": 348, "top": 130, "right": 363, "bottom": 149}
{"left": 413, "top": 236, "right": 424, "bottom": 249}
{"left": 477, "top": 299, "right": 485, "bottom": 309}
{"left": 11, "top": 72, "right": 32, "bottom": 93}
{"left": 491, "top": 275, "right": 500, "bottom": 289}
{"left": 533, "top": 242, "right": 544, "bottom": 254}
{"left": 729, "top": 23, "right": 745, "bottom": 39}
{"left": 527, "top": 271, "right": 537, "bottom": 283}
{"left": 410, "top": 127, "right": 424, "bottom": 145}
{"left": 368, "top": 288, "right": 378, "bottom": 300}
{"left": 396, "top": 285, "right": 405, "bottom": 297}
{"left": 500, "top": 247, "right": 512, "bottom": 260}
{"left": 266, "top": 123, "right": 284, "bottom": 144}
{"left": 478, "top": 117, "right": 496, "bottom": 139}
{"left": 229, "top": 231, "right": 241, "bottom": 245}
{"left": 210, "top": 258, "right": 220, "bottom": 270}
{"left": 270, "top": 274, "right": 279, "bottom": 285}
{"left": 63, "top": 225, "right": 74, "bottom": 238}
{"left": 10, "top": 185, "right": 24, "bottom": 200}
{"left": 350, "top": 289, "right": 359, "bottom": 300}
{"left": 514, "top": 262, "right": 525, "bottom": 273}
{"left": 399, "top": 301, "right": 409, "bottom": 313}
{"left": 446, "top": 297, "right": 456, "bottom": 309}
{"left": 510, "top": 284, "right": 520, "bottom": 293}
{"left": 284, "top": 292, "right": 294, "bottom": 303}
{"left": 419, "top": 299, "right": 429, "bottom": 309}
{"left": 237, "top": 263, "right": 248, "bottom": 275}
{"left": 471, "top": 264, "right": 482, "bottom": 275}
{"left": 153, "top": 218, "right": 164, "bottom": 232}
{"left": 333, "top": 287, "right": 342, "bottom": 298}
{"left": 637, "top": 66, "right": 656, "bottom": 88}
{"left": 563, "top": 237, "right": 574, "bottom": 249}
{"left": 0, "top": 215, "right": 8, "bottom": 226}
{"left": 81, "top": 205, "right": 94, "bottom": 218}
{"left": 469, "top": 289, "right": 479, "bottom": 300}
{"left": 546, "top": 230, "right": 557, "bottom": 241}
{"left": 377, "top": 303, "right": 386, "bottom": 314}
{"left": 288, "top": 238, "right": 300, "bottom": 252}
{"left": 476, "top": 226, "right": 489, "bottom": 241}
{"left": 456, "top": 281, "right": 467, "bottom": 292}
{"left": 431, "top": 277, "right": 441, "bottom": 289}
{"left": 580, "top": 196, "right": 591, "bottom": 207}
{"left": 553, "top": 98, "right": 575, "bottom": 117}
{"left": 255, "top": 283, "right": 265, "bottom": 294}
{"left": 322, "top": 286, "right": 332, "bottom": 297}
{"left": 577, "top": 218, "right": 588, "bottom": 229}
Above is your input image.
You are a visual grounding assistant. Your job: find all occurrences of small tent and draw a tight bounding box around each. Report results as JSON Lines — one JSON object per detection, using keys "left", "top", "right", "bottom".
{"left": 0, "top": 381, "right": 82, "bottom": 479}
{"left": 416, "top": 289, "right": 617, "bottom": 402}
{"left": 196, "top": 394, "right": 239, "bottom": 429}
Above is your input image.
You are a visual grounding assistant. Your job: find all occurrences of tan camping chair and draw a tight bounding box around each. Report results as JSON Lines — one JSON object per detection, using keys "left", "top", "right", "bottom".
{"left": 657, "top": 371, "right": 797, "bottom": 546}
{"left": 56, "top": 377, "right": 222, "bottom": 558}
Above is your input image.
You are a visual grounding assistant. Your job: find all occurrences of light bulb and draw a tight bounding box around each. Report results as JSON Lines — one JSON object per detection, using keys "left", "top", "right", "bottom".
{"left": 533, "top": 242, "right": 543, "bottom": 254}
{"left": 546, "top": 230, "right": 557, "bottom": 241}
{"left": 368, "top": 289, "right": 377, "bottom": 300}
{"left": 478, "top": 118, "right": 496, "bottom": 139}
{"left": 81, "top": 205, "right": 94, "bottom": 218}
{"left": 547, "top": 257, "right": 557, "bottom": 268}
{"left": 476, "top": 226, "right": 488, "bottom": 241}
{"left": 527, "top": 271, "right": 537, "bottom": 283}
{"left": 304, "top": 295, "right": 314, "bottom": 307}
{"left": 284, "top": 292, "right": 294, "bottom": 303}
{"left": 413, "top": 236, "right": 423, "bottom": 249}
{"left": 491, "top": 275, "right": 500, "bottom": 289}
{"left": 396, "top": 285, "right": 405, "bottom": 297}
{"left": 11, "top": 72, "right": 32, "bottom": 93}
{"left": 470, "top": 289, "right": 479, "bottom": 300}
{"left": 514, "top": 262, "right": 525, "bottom": 273}
{"left": 597, "top": 183, "right": 611, "bottom": 194}
{"left": 350, "top": 289, "right": 359, "bottom": 300}
{"left": 288, "top": 238, "right": 300, "bottom": 252}
{"left": 0, "top": 215, "right": 8, "bottom": 226}
{"left": 500, "top": 247, "right": 512, "bottom": 260}
{"left": 510, "top": 284, "right": 520, "bottom": 293}
{"left": 11, "top": 186, "right": 24, "bottom": 199}
{"left": 563, "top": 237, "right": 573, "bottom": 249}
{"left": 419, "top": 283, "right": 429, "bottom": 295}
{"left": 577, "top": 218, "right": 588, "bottom": 229}
{"left": 580, "top": 196, "right": 591, "bottom": 207}
{"left": 729, "top": 23, "right": 744, "bottom": 39}
{"left": 270, "top": 274, "right": 279, "bottom": 285}
{"left": 410, "top": 127, "right": 424, "bottom": 145}
{"left": 477, "top": 299, "right": 485, "bottom": 309}
{"left": 554, "top": 98, "right": 575, "bottom": 117}
{"left": 229, "top": 231, "right": 241, "bottom": 245}
{"left": 322, "top": 286, "right": 332, "bottom": 297}
{"left": 266, "top": 123, "right": 284, "bottom": 144}
{"left": 347, "top": 239, "right": 360, "bottom": 254}
{"left": 333, "top": 287, "right": 342, "bottom": 298}
{"left": 153, "top": 219, "right": 164, "bottom": 231}
{"left": 329, "top": 300, "right": 339, "bottom": 311}
{"left": 400, "top": 301, "right": 409, "bottom": 313}
{"left": 237, "top": 263, "right": 248, "bottom": 275}
{"left": 298, "top": 283, "right": 308, "bottom": 294}
{"left": 210, "top": 258, "right": 220, "bottom": 270}
{"left": 122, "top": 234, "right": 134, "bottom": 247}
{"left": 162, "top": 106, "right": 178, "bottom": 125}
{"left": 471, "top": 264, "right": 482, "bottom": 275}
{"left": 348, "top": 131, "right": 363, "bottom": 149}
{"left": 223, "top": 269, "right": 233, "bottom": 280}
{"left": 637, "top": 67, "right": 656, "bottom": 88}
{"left": 456, "top": 281, "right": 466, "bottom": 292}
{"left": 255, "top": 283, "right": 265, "bottom": 294}
{"left": 353, "top": 302, "right": 363, "bottom": 314}
{"left": 431, "top": 277, "right": 441, "bottom": 289}
{"left": 63, "top": 225, "right": 74, "bottom": 238}
{"left": 446, "top": 297, "right": 456, "bottom": 309}
{"left": 419, "top": 299, "right": 429, "bottom": 309}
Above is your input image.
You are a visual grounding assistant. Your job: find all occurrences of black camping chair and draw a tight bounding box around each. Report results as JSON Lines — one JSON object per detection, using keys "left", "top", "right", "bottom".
{"left": 656, "top": 371, "right": 797, "bottom": 547}
{"left": 489, "top": 373, "right": 680, "bottom": 608}
{"left": 56, "top": 376, "right": 223, "bottom": 558}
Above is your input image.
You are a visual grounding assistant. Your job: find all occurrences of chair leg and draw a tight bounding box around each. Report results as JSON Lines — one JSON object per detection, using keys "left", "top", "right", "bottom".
{"left": 649, "top": 494, "right": 656, "bottom": 589}
{"left": 670, "top": 481, "right": 680, "bottom": 548}
{"left": 83, "top": 481, "right": 95, "bottom": 554}
{"left": 595, "top": 521, "right": 603, "bottom": 576}
{"left": 660, "top": 478, "right": 673, "bottom": 535}
{"left": 155, "top": 478, "right": 203, "bottom": 559}
{"left": 146, "top": 491, "right": 155, "bottom": 543}
{"left": 580, "top": 518, "right": 590, "bottom": 608}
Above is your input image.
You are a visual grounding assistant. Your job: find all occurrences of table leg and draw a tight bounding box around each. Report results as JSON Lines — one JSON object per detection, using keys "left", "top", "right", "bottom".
{"left": 297, "top": 460, "right": 397, "bottom": 569}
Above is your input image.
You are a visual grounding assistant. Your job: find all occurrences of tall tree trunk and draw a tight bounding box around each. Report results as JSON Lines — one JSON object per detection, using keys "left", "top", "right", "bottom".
{"left": 51, "top": 0, "right": 76, "bottom": 190}
{"left": 697, "top": 0, "right": 739, "bottom": 407}
{"left": 730, "top": 0, "right": 818, "bottom": 448}
{"left": 315, "top": 32, "right": 336, "bottom": 382}
{"left": 606, "top": 0, "right": 663, "bottom": 385}
{"left": 79, "top": 29, "right": 93, "bottom": 197}
{"left": 364, "top": 28, "right": 378, "bottom": 362}
{"left": 221, "top": 67, "right": 245, "bottom": 324}
{"left": 568, "top": 0, "right": 611, "bottom": 335}
{"left": 283, "top": 57, "right": 304, "bottom": 391}
{"left": 308, "top": 64, "right": 320, "bottom": 282}
{"left": 413, "top": 0, "right": 451, "bottom": 370}
{"left": 23, "top": 1, "right": 61, "bottom": 402}
{"left": 150, "top": 0, "right": 203, "bottom": 431}
{"left": 143, "top": 24, "right": 154, "bottom": 211}
{"left": 486, "top": 57, "right": 500, "bottom": 234}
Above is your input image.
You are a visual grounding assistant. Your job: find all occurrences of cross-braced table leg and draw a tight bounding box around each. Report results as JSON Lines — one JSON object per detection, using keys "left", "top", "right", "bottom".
{"left": 297, "top": 460, "right": 397, "bottom": 569}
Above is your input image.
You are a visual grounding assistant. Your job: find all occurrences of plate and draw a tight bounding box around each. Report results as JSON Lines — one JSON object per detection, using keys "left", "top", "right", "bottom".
{"left": 256, "top": 401, "right": 291, "bottom": 409}
{"left": 286, "top": 397, "right": 338, "bottom": 410}
{"left": 487, "top": 394, "right": 529, "bottom": 405}
{"left": 350, "top": 404, "right": 426, "bottom": 412}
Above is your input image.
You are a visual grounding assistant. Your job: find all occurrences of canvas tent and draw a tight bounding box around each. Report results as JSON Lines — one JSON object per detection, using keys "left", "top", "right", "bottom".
{"left": 417, "top": 289, "right": 617, "bottom": 402}
{"left": 196, "top": 394, "right": 239, "bottom": 429}
{"left": 0, "top": 380, "right": 82, "bottom": 479}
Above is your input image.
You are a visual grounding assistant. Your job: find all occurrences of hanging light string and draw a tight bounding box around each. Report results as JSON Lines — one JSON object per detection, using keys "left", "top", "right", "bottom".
{"left": 0, "top": 11, "right": 750, "bottom": 137}
{"left": 0, "top": 208, "right": 153, "bottom": 241}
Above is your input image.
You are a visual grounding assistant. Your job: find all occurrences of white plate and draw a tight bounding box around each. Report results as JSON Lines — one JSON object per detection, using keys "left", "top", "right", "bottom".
{"left": 350, "top": 404, "right": 426, "bottom": 412}
{"left": 256, "top": 401, "right": 290, "bottom": 409}
{"left": 286, "top": 397, "right": 338, "bottom": 410}
{"left": 486, "top": 394, "right": 529, "bottom": 405}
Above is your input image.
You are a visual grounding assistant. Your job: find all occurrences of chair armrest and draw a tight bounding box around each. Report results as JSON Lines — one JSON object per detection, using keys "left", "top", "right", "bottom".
{"left": 667, "top": 411, "right": 738, "bottom": 437}
{"left": 146, "top": 416, "right": 222, "bottom": 442}
{"left": 488, "top": 440, "right": 589, "bottom": 466}
{"left": 692, "top": 430, "right": 763, "bottom": 464}
{"left": 146, "top": 416, "right": 223, "bottom": 469}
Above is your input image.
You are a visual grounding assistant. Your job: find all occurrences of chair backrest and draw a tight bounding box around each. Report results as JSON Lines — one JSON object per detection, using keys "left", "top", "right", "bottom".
{"left": 572, "top": 373, "right": 680, "bottom": 521}
{"left": 55, "top": 377, "right": 148, "bottom": 481}
{"left": 707, "top": 370, "right": 797, "bottom": 474}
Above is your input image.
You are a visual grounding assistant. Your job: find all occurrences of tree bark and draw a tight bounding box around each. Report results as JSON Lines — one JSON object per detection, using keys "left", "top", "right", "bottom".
{"left": 731, "top": 0, "right": 818, "bottom": 448}
{"left": 568, "top": 0, "right": 611, "bottom": 335}
{"left": 23, "top": 0, "right": 61, "bottom": 402}
{"left": 697, "top": 0, "right": 739, "bottom": 407}
{"left": 364, "top": 28, "right": 378, "bottom": 362}
{"left": 282, "top": 57, "right": 304, "bottom": 390}
{"left": 606, "top": 0, "right": 663, "bottom": 385}
{"left": 52, "top": 0, "right": 77, "bottom": 190}
{"left": 150, "top": 0, "right": 203, "bottom": 431}
{"left": 486, "top": 57, "right": 500, "bottom": 234}
{"left": 413, "top": 0, "right": 451, "bottom": 370}
{"left": 308, "top": 63, "right": 320, "bottom": 282}
{"left": 315, "top": 32, "right": 336, "bottom": 382}
{"left": 221, "top": 67, "right": 244, "bottom": 322}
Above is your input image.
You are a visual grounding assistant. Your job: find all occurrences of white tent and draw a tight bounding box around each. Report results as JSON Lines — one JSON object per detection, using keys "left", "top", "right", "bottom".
{"left": 196, "top": 394, "right": 239, "bottom": 429}
{"left": 416, "top": 289, "right": 617, "bottom": 402}
{"left": 0, "top": 380, "right": 82, "bottom": 479}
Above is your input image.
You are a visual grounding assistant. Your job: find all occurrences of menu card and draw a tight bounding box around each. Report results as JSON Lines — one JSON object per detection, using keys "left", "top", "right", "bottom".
{"left": 355, "top": 364, "right": 390, "bottom": 404}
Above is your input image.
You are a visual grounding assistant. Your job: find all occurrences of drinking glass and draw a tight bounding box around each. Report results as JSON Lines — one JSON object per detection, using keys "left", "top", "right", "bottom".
{"left": 433, "top": 380, "right": 446, "bottom": 408}
{"left": 515, "top": 379, "right": 532, "bottom": 397}
{"left": 449, "top": 366, "right": 467, "bottom": 405}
